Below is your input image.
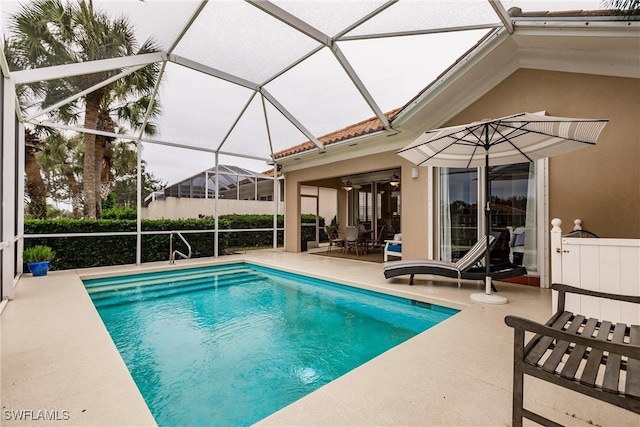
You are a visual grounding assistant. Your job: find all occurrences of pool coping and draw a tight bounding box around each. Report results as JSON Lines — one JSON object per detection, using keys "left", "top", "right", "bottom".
{"left": 2, "top": 250, "right": 637, "bottom": 426}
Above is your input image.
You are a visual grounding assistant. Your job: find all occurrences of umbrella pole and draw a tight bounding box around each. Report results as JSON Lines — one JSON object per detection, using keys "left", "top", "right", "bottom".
{"left": 470, "top": 128, "right": 508, "bottom": 304}
{"left": 484, "top": 150, "right": 491, "bottom": 295}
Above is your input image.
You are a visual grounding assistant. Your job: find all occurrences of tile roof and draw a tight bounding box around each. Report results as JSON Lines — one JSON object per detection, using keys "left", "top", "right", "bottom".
{"left": 272, "top": 108, "right": 402, "bottom": 160}
{"left": 261, "top": 168, "right": 282, "bottom": 177}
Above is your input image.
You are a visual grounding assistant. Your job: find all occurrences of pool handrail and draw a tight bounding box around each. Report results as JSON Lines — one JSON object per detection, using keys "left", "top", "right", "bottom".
{"left": 169, "top": 231, "right": 192, "bottom": 264}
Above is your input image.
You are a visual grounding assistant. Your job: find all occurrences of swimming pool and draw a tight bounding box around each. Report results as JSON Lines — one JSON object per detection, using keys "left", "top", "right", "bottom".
{"left": 84, "top": 263, "right": 458, "bottom": 426}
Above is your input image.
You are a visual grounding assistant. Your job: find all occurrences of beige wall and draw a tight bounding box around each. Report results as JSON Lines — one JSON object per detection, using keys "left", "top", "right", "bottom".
{"left": 450, "top": 69, "right": 640, "bottom": 239}
{"left": 283, "top": 68, "right": 639, "bottom": 257}
{"left": 143, "top": 198, "right": 283, "bottom": 219}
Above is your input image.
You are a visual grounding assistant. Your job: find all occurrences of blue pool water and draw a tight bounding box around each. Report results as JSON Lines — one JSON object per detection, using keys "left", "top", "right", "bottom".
{"left": 84, "top": 263, "right": 457, "bottom": 426}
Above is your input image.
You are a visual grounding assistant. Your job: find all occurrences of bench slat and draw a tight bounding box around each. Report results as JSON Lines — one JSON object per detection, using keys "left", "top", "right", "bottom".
{"left": 580, "top": 320, "right": 612, "bottom": 387}
{"left": 542, "top": 314, "right": 585, "bottom": 373}
{"left": 560, "top": 317, "right": 598, "bottom": 380}
{"left": 627, "top": 325, "right": 640, "bottom": 399}
{"left": 603, "top": 323, "right": 627, "bottom": 393}
{"left": 525, "top": 311, "right": 573, "bottom": 366}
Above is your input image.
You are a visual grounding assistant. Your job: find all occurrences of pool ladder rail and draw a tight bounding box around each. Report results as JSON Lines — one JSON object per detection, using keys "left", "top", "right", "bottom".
{"left": 169, "top": 231, "right": 192, "bottom": 264}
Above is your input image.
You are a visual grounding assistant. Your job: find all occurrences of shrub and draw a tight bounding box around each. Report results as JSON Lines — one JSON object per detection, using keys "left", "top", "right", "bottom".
{"left": 23, "top": 245, "right": 55, "bottom": 263}
{"left": 102, "top": 208, "right": 137, "bottom": 220}
{"left": 23, "top": 214, "right": 325, "bottom": 270}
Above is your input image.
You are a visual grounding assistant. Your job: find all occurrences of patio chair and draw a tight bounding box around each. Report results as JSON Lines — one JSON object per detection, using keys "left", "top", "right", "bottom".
{"left": 324, "top": 225, "right": 343, "bottom": 252}
{"left": 343, "top": 226, "right": 362, "bottom": 256}
{"left": 368, "top": 225, "right": 387, "bottom": 252}
{"left": 383, "top": 233, "right": 402, "bottom": 262}
{"left": 383, "top": 234, "right": 526, "bottom": 286}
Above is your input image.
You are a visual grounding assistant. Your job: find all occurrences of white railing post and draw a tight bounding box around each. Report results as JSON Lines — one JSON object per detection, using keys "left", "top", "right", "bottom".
{"left": 550, "top": 218, "right": 563, "bottom": 285}
{"left": 550, "top": 218, "right": 563, "bottom": 307}
{"left": 573, "top": 218, "right": 582, "bottom": 231}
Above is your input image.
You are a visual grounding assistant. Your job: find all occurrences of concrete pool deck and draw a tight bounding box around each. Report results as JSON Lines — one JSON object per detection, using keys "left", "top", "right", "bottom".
{"left": 1, "top": 249, "right": 637, "bottom": 426}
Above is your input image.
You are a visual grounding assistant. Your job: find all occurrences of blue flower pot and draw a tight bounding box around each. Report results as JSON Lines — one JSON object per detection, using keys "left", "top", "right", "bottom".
{"left": 27, "top": 261, "right": 50, "bottom": 277}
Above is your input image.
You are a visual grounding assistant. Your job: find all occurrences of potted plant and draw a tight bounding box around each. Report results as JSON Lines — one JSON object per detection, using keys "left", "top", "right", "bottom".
{"left": 23, "top": 245, "right": 55, "bottom": 277}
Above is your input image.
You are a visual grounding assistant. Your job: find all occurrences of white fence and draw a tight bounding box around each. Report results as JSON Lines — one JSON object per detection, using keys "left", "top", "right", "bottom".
{"left": 550, "top": 218, "right": 640, "bottom": 324}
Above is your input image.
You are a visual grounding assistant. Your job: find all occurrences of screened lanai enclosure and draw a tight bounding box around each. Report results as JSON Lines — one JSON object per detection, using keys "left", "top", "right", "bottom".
{"left": 145, "top": 165, "right": 284, "bottom": 219}
{"left": 0, "top": 0, "right": 613, "bottom": 298}
{"left": 160, "top": 165, "right": 278, "bottom": 202}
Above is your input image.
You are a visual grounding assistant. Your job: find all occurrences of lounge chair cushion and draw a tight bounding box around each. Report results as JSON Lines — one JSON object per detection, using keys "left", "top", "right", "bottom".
{"left": 387, "top": 244, "right": 402, "bottom": 253}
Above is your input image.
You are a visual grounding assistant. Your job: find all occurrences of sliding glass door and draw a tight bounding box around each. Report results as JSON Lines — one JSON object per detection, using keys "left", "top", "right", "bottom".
{"left": 439, "top": 163, "right": 537, "bottom": 272}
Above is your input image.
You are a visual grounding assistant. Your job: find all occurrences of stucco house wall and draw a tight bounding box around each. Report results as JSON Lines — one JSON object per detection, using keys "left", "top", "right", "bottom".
{"left": 448, "top": 69, "right": 640, "bottom": 239}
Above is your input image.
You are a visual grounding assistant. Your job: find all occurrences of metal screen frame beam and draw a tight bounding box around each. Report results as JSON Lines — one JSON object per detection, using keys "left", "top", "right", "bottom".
{"left": 12, "top": 52, "right": 166, "bottom": 85}
{"left": 261, "top": 88, "right": 323, "bottom": 149}
{"left": 25, "top": 64, "right": 149, "bottom": 121}
{"left": 167, "top": 0, "right": 209, "bottom": 54}
{"left": 338, "top": 23, "right": 502, "bottom": 41}
{"left": 170, "top": 54, "right": 259, "bottom": 91}
{"left": 489, "top": 0, "right": 514, "bottom": 34}
{"left": 216, "top": 92, "right": 258, "bottom": 152}
{"left": 29, "top": 120, "right": 271, "bottom": 161}
{"left": 334, "top": 0, "right": 399, "bottom": 39}
{"left": 2, "top": 79, "right": 17, "bottom": 300}
{"left": 261, "top": 94, "right": 275, "bottom": 158}
{"left": 247, "top": 0, "right": 331, "bottom": 45}
{"left": 248, "top": 0, "right": 390, "bottom": 133}
{"left": 331, "top": 44, "right": 390, "bottom": 130}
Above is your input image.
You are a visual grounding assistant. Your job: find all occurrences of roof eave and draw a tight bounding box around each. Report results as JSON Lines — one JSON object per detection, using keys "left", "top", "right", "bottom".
{"left": 275, "top": 128, "right": 390, "bottom": 165}
{"left": 394, "top": 17, "right": 640, "bottom": 129}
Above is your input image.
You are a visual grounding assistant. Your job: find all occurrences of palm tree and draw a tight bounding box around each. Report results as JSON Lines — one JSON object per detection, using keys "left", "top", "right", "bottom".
{"left": 6, "top": 0, "right": 161, "bottom": 218}
{"left": 3, "top": 36, "right": 58, "bottom": 219}
{"left": 24, "top": 129, "right": 48, "bottom": 219}
{"left": 94, "top": 78, "right": 161, "bottom": 217}
{"left": 37, "top": 133, "right": 83, "bottom": 218}
{"left": 603, "top": 0, "right": 640, "bottom": 16}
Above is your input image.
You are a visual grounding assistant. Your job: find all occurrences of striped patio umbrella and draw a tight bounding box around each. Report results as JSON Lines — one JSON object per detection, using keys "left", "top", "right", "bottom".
{"left": 397, "top": 112, "right": 608, "bottom": 304}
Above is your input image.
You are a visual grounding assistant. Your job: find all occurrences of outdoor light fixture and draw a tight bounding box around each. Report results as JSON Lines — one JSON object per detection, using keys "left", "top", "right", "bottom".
{"left": 390, "top": 170, "right": 400, "bottom": 187}
{"left": 411, "top": 167, "right": 419, "bottom": 178}
{"left": 342, "top": 177, "right": 353, "bottom": 191}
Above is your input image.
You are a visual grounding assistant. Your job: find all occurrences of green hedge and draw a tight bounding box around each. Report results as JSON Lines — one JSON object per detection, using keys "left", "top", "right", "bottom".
{"left": 24, "top": 214, "right": 325, "bottom": 270}
{"left": 101, "top": 208, "right": 137, "bottom": 220}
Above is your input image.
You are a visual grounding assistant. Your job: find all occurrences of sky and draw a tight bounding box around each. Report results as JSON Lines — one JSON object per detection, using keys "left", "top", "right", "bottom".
{"left": 1, "top": 0, "right": 606, "bottom": 187}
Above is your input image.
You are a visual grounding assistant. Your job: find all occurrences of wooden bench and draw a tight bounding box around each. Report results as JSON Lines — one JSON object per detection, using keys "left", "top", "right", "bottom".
{"left": 505, "top": 283, "right": 640, "bottom": 427}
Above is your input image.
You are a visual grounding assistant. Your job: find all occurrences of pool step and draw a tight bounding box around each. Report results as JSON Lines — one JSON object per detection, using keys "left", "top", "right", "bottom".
{"left": 84, "top": 263, "right": 246, "bottom": 290}
{"left": 90, "top": 274, "right": 263, "bottom": 308}
{"left": 88, "top": 269, "right": 266, "bottom": 308}
{"left": 85, "top": 267, "right": 249, "bottom": 294}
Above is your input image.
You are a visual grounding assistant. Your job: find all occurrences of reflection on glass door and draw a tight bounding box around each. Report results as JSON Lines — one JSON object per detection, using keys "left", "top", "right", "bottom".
{"left": 490, "top": 162, "right": 537, "bottom": 272}
{"left": 439, "top": 163, "right": 537, "bottom": 271}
